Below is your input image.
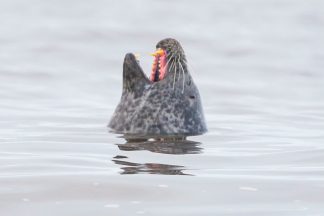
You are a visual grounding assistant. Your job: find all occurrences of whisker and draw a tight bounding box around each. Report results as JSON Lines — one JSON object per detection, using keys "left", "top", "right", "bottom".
{"left": 165, "top": 53, "right": 175, "bottom": 69}
{"left": 173, "top": 56, "right": 180, "bottom": 90}
{"left": 169, "top": 60, "right": 175, "bottom": 74}
{"left": 164, "top": 53, "right": 174, "bottom": 79}
{"left": 168, "top": 60, "right": 174, "bottom": 88}
{"left": 183, "top": 59, "right": 196, "bottom": 75}
{"left": 172, "top": 57, "right": 178, "bottom": 89}
{"left": 179, "top": 59, "right": 185, "bottom": 93}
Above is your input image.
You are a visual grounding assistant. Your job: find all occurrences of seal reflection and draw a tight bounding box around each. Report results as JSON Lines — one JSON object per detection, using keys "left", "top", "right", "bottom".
{"left": 112, "top": 139, "right": 202, "bottom": 175}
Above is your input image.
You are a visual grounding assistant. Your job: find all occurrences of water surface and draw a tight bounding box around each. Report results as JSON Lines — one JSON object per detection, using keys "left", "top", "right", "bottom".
{"left": 1, "top": 0, "right": 324, "bottom": 215}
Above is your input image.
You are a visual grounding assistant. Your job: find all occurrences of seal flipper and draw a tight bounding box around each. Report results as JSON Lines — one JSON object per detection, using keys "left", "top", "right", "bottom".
{"left": 123, "top": 53, "right": 150, "bottom": 97}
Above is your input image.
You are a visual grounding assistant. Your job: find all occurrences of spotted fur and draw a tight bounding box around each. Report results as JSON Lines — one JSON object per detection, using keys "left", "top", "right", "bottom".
{"left": 109, "top": 38, "right": 207, "bottom": 138}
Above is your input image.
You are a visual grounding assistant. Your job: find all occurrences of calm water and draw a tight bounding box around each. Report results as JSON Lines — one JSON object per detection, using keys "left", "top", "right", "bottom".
{"left": 1, "top": 0, "right": 324, "bottom": 215}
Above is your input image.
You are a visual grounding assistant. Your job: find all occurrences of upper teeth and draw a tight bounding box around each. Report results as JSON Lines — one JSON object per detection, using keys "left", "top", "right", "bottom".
{"left": 134, "top": 53, "right": 140, "bottom": 61}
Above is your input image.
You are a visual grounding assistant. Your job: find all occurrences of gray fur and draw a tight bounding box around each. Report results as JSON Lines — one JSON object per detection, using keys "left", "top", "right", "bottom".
{"left": 109, "top": 39, "right": 207, "bottom": 138}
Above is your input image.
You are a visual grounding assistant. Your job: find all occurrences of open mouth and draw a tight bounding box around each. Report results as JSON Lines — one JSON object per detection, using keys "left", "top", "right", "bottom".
{"left": 150, "top": 48, "right": 167, "bottom": 82}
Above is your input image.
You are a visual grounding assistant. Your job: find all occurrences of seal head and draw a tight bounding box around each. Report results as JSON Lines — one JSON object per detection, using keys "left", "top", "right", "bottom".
{"left": 109, "top": 38, "right": 207, "bottom": 138}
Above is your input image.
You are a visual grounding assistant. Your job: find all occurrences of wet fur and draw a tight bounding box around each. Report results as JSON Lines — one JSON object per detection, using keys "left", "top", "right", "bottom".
{"left": 109, "top": 38, "right": 207, "bottom": 138}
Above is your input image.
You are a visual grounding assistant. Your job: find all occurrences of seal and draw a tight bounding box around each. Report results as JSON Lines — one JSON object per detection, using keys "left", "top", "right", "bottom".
{"left": 108, "top": 38, "right": 207, "bottom": 138}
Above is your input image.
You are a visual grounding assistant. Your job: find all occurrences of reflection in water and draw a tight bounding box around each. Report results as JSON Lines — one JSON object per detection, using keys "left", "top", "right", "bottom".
{"left": 117, "top": 139, "right": 202, "bottom": 154}
{"left": 112, "top": 139, "right": 202, "bottom": 175}
{"left": 112, "top": 159, "right": 190, "bottom": 175}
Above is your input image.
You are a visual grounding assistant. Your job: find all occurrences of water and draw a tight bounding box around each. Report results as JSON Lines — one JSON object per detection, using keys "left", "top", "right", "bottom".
{"left": 1, "top": 0, "right": 324, "bottom": 215}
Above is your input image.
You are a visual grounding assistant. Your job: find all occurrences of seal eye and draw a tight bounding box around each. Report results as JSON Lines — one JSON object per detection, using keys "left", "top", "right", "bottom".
{"left": 150, "top": 48, "right": 167, "bottom": 82}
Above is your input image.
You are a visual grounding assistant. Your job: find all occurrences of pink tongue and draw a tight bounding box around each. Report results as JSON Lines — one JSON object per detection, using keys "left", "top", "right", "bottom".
{"left": 149, "top": 50, "right": 167, "bottom": 82}
{"left": 159, "top": 53, "right": 167, "bottom": 80}
{"left": 150, "top": 56, "right": 159, "bottom": 81}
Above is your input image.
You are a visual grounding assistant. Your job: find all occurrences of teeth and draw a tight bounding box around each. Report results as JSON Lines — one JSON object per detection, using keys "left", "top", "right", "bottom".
{"left": 134, "top": 53, "right": 140, "bottom": 61}
{"left": 151, "top": 48, "right": 164, "bottom": 57}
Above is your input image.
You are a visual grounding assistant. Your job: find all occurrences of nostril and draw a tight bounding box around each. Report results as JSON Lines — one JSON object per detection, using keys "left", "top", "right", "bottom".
{"left": 189, "top": 95, "right": 195, "bottom": 99}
